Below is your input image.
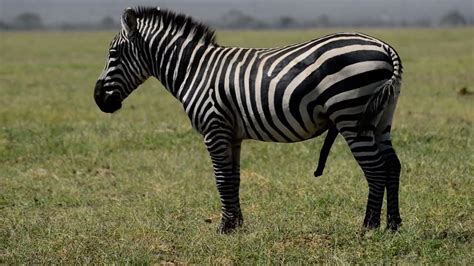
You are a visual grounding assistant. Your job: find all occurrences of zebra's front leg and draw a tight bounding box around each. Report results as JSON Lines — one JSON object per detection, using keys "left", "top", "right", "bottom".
{"left": 205, "top": 136, "right": 243, "bottom": 234}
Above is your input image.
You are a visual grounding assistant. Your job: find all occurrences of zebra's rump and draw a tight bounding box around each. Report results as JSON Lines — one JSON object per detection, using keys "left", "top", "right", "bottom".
{"left": 228, "top": 33, "right": 398, "bottom": 142}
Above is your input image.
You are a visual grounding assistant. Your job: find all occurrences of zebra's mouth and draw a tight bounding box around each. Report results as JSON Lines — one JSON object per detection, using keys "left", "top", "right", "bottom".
{"left": 94, "top": 80, "right": 122, "bottom": 113}
{"left": 102, "top": 90, "right": 122, "bottom": 113}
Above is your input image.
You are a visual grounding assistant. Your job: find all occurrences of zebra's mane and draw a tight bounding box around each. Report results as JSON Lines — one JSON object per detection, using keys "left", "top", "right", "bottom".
{"left": 134, "top": 6, "right": 217, "bottom": 46}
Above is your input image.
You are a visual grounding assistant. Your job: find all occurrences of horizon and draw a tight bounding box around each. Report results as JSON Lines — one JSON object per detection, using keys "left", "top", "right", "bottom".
{"left": 1, "top": 0, "right": 473, "bottom": 27}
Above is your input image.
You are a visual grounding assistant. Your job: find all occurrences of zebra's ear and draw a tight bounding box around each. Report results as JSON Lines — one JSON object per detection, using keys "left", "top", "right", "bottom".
{"left": 121, "top": 7, "right": 137, "bottom": 38}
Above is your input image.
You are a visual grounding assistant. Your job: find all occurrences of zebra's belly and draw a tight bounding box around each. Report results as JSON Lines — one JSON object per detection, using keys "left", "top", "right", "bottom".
{"left": 238, "top": 103, "right": 330, "bottom": 143}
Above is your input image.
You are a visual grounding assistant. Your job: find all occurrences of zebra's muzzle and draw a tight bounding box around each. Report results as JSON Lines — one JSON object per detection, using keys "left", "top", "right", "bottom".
{"left": 94, "top": 80, "right": 122, "bottom": 113}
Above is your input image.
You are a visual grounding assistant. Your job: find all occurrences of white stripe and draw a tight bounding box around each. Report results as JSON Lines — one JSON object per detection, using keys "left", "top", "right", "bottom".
{"left": 234, "top": 49, "right": 256, "bottom": 139}
{"left": 176, "top": 42, "right": 205, "bottom": 97}
{"left": 224, "top": 48, "right": 246, "bottom": 138}
{"left": 243, "top": 51, "right": 270, "bottom": 140}
{"left": 254, "top": 50, "right": 286, "bottom": 141}
{"left": 212, "top": 47, "right": 238, "bottom": 121}
{"left": 172, "top": 31, "right": 196, "bottom": 90}
{"left": 181, "top": 46, "right": 212, "bottom": 103}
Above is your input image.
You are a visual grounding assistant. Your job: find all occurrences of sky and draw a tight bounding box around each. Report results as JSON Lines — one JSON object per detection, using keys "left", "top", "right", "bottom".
{"left": 1, "top": 0, "right": 473, "bottom": 25}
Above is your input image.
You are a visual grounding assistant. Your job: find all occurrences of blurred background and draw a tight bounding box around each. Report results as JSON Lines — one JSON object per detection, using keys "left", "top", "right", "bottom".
{"left": 1, "top": 0, "right": 473, "bottom": 30}
{"left": 1, "top": 0, "right": 473, "bottom": 264}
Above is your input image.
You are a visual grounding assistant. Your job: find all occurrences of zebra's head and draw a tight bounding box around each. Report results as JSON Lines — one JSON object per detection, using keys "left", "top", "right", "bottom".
{"left": 94, "top": 8, "right": 151, "bottom": 113}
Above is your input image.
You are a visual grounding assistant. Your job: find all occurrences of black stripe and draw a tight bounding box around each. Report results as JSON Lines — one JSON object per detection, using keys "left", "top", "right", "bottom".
{"left": 238, "top": 50, "right": 264, "bottom": 140}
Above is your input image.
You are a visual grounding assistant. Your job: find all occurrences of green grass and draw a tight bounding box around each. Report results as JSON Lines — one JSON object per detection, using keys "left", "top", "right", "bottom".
{"left": 1, "top": 27, "right": 473, "bottom": 264}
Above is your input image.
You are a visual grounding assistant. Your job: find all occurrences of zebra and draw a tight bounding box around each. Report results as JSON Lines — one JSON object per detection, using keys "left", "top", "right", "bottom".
{"left": 94, "top": 7, "right": 403, "bottom": 234}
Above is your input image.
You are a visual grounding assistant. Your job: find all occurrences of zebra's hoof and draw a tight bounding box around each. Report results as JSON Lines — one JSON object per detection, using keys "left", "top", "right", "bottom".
{"left": 360, "top": 217, "right": 381, "bottom": 237}
{"left": 217, "top": 212, "right": 244, "bottom": 234}
{"left": 387, "top": 215, "right": 402, "bottom": 231}
{"left": 363, "top": 215, "right": 381, "bottom": 230}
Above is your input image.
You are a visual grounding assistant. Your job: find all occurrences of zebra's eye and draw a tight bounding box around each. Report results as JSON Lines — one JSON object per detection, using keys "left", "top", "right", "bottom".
{"left": 109, "top": 48, "right": 121, "bottom": 59}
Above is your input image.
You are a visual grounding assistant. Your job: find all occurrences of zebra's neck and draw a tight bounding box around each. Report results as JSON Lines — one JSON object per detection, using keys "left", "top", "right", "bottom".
{"left": 137, "top": 18, "right": 219, "bottom": 100}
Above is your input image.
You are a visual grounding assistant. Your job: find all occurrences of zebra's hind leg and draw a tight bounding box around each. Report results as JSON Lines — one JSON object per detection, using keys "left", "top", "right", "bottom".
{"left": 205, "top": 135, "right": 243, "bottom": 234}
{"left": 376, "top": 128, "right": 401, "bottom": 231}
{"left": 339, "top": 129, "right": 387, "bottom": 230}
{"left": 375, "top": 100, "right": 402, "bottom": 231}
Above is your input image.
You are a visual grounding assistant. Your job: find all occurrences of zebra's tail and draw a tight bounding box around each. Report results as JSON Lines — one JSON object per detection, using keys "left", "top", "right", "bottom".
{"left": 358, "top": 44, "right": 403, "bottom": 135}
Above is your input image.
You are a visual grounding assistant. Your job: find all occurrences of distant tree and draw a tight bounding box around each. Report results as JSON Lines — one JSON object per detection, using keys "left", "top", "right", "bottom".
{"left": 220, "top": 9, "right": 266, "bottom": 29}
{"left": 101, "top": 16, "right": 116, "bottom": 29}
{"left": 278, "top": 16, "right": 297, "bottom": 28}
{"left": 413, "top": 17, "right": 432, "bottom": 27}
{"left": 440, "top": 10, "right": 467, "bottom": 26}
{"left": 304, "top": 14, "right": 331, "bottom": 28}
{"left": 315, "top": 14, "right": 331, "bottom": 27}
{"left": 15, "top": 12, "right": 43, "bottom": 30}
{"left": 0, "top": 20, "right": 11, "bottom": 30}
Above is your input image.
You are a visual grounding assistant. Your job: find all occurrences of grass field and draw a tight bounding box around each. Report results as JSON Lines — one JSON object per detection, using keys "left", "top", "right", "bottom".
{"left": 1, "top": 27, "right": 473, "bottom": 264}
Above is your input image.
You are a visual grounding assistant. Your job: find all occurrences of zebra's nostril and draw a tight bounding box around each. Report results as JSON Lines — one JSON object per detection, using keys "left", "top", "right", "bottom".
{"left": 104, "top": 89, "right": 122, "bottom": 101}
{"left": 94, "top": 80, "right": 105, "bottom": 98}
{"left": 94, "top": 80, "right": 104, "bottom": 103}
{"left": 104, "top": 91, "right": 120, "bottom": 103}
